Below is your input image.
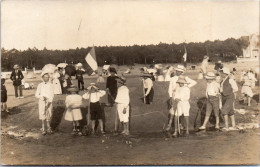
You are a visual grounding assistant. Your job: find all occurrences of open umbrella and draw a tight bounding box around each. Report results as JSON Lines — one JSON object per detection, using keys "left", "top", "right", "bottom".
{"left": 57, "top": 63, "right": 68, "bottom": 68}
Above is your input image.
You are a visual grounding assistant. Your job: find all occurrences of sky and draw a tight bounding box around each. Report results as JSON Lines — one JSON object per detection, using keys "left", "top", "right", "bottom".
{"left": 1, "top": 0, "right": 259, "bottom": 50}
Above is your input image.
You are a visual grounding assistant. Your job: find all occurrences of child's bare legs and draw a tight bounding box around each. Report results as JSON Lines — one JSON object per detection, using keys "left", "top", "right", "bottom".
{"left": 224, "top": 115, "right": 229, "bottom": 129}
{"left": 98, "top": 119, "right": 104, "bottom": 133}
{"left": 230, "top": 115, "right": 236, "bottom": 128}
{"left": 166, "top": 114, "right": 174, "bottom": 131}
{"left": 173, "top": 115, "right": 179, "bottom": 137}
{"left": 75, "top": 121, "right": 82, "bottom": 135}
{"left": 201, "top": 115, "right": 210, "bottom": 129}
{"left": 248, "top": 97, "right": 251, "bottom": 106}
{"left": 91, "top": 120, "right": 95, "bottom": 133}
{"left": 46, "top": 120, "right": 52, "bottom": 133}
{"left": 4, "top": 103, "right": 8, "bottom": 112}
{"left": 41, "top": 120, "right": 47, "bottom": 135}
{"left": 185, "top": 116, "right": 189, "bottom": 135}
{"left": 125, "top": 122, "right": 130, "bottom": 135}
{"left": 215, "top": 116, "right": 220, "bottom": 129}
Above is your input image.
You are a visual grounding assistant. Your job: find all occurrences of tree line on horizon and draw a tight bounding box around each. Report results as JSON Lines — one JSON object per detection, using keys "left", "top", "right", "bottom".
{"left": 1, "top": 37, "right": 249, "bottom": 71}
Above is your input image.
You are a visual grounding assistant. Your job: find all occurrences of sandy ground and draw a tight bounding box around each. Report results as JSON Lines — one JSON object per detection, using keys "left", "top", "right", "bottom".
{"left": 1, "top": 62, "right": 260, "bottom": 165}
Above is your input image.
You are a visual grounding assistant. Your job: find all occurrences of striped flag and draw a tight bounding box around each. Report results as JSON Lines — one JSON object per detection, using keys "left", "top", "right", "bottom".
{"left": 85, "top": 46, "right": 98, "bottom": 75}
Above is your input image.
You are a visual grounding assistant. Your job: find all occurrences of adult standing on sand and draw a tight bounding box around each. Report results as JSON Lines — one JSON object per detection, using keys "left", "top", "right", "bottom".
{"left": 198, "top": 56, "right": 210, "bottom": 79}
{"left": 10, "top": 64, "right": 24, "bottom": 99}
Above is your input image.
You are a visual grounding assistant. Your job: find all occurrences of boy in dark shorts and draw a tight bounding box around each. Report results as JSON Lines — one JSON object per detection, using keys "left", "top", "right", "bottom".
{"left": 83, "top": 83, "right": 106, "bottom": 135}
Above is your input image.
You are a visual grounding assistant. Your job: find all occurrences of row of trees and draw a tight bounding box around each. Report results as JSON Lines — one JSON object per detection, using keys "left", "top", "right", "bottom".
{"left": 1, "top": 37, "right": 248, "bottom": 71}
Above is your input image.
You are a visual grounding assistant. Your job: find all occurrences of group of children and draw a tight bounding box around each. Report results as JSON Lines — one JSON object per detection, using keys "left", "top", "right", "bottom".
{"left": 165, "top": 64, "right": 258, "bottom": 137}
{"left": 35, "top": 70, "right": 131, "bottom": 136}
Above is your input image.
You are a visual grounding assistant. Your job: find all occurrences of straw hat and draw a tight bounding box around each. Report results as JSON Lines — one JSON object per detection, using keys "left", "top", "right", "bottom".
{"left": 175, "top": 65, "right": 185, "bottom": 72}
{"left": 87, "top": 83, "right": 99, "bottom": 90}
{"left": 41, "top": 72, "right": 49, "bottom": 77}
{"left": 176, "top": 76, "right": 188, "bottom": 84}
{"left": 67, "top": 85, "right": 79, "bottom": 93}
{"left": 205, "top": 72, "right": 216, "bottom": 80}
{"left": 220, "top": 67, "right": 230, "bottom": 75}
{"left": 204, "top": 55, "right": 209, "bottom": 59}
{"left": 13, "top": 64, "right": 19, "bottom": 69}
{"left": 76, "top": 63, "right": 83, "bottom": 67}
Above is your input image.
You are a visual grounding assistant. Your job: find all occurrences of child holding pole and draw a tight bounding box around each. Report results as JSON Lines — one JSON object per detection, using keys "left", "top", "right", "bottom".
{"left": 172, "top": 76, "right": 191, "bottom": 137}
{"left": 35, "top": 72, "right": 54, "bottom": 135}
{"left": 199, "top": 72, "right": 221, "bottom": 131}
{"left": 83, "top": 83, "right": 106, "bottom": 135}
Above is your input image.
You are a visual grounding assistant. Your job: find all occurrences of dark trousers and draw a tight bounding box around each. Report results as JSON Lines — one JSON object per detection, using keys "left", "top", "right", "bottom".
{"left": 78, "top": 80, "right": 84, "bottom": 90}
{"left": 145, "top": 88, "right": 154, "bottom": 104}
{"left": 108, "top": 91, "right": 117, "bottom": 105}
{"left": 14, "top": 85, "right": 23, "bottom": 97}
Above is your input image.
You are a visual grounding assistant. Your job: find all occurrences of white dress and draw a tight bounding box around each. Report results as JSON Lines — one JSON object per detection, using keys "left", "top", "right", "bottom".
{"left": 53, "top": 72, "right": 62, "bottom": 95}
{"left": 64, "top": 94, "right": 83, "bottom": 121}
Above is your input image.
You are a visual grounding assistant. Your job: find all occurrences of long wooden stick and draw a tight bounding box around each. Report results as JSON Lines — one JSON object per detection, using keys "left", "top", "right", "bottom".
{"left": 87, "top": 92, "right": 91, "bottom": 126}
{"left": 142, "top": 79, "right": 146, "bottom": 104}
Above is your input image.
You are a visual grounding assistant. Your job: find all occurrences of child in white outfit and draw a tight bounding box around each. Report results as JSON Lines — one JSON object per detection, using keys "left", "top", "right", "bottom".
{"left": 115, "top": 77, "right": 130, "bottom": 135}
{"left": 35, "top": 72, "right": 54, "bottom": 135}
{"left": 172, "top": 76, "right": 191, "bottom": 137}
{"left": 64, "top": 86, "right": 83, "bottom": 135}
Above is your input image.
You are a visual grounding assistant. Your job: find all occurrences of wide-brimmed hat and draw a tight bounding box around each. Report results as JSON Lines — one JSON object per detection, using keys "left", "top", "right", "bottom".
{"left": 204, "top": 55, "right": 209, "bottom": 59}
{"left": 175, "top": 65, "right": 185, "bottom": 72}
{"left": 76, "top": 63, "right": 83, "bottom": 67}
{"left": 13, "top": 64, "right": 19, "bottom": 69}
{"left": 176, "top": 76, "right": 188, "bottom": 84}
{"left": 116, "top": 76, "right": 126, "bottom": 84}
{"left": 41, "top": 72, "right": 50, "bottom": 77}
{"left": 109, "top": 67, "right": 117, "bottom": 74}
{"left": 205, "top": 72, "right": 216, "bottom": 80}
{"left": 87, "top": 83, "right": 99, "bottom": 90}
{"left": 67, "top": 85, "right": 79, "bottom": 92}
{"left": 220, "top": 67, "right": 230, "bottom": 75}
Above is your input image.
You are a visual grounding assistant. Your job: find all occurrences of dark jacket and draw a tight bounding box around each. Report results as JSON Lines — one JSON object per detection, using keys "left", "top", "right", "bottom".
{"left": 10, "top": 70, "right": 24, "bottom": 86}
{"left": 106, "top": 76, "right": 119, "bottom": 94}
{"left": 76, "top": 69, "right": 84, "bottom": 81}
{"left": 222, "top": 77, "right": 233, "bottom": 97}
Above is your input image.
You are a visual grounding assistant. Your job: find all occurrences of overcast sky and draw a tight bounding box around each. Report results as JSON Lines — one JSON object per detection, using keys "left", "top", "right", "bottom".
{"left": 1, "top": 0, "right": 259, "bottom": 50}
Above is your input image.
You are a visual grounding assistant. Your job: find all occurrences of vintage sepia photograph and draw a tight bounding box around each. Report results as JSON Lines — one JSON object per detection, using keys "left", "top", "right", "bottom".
{"left": 1, "top": 0, "right": 259, "bottom": 165}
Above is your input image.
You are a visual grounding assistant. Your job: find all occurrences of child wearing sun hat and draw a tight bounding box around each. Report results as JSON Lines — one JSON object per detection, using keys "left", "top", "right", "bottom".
{"left": 115, "top": 76, "right": 130, "bottom": 135}
{"left": 82, "top": 83, "right": 106, "bottom": 135}
{"left": 199, "top": 72, "right": 221, "bottom": 131}
{"left": 64, "top": 86, "right": 83, "bottom": 135}
{"left": 35, "top": 72, "right": 55, "bottom": 135}
{"left": 172, "top": 76, "right": 191, "bottom": 137}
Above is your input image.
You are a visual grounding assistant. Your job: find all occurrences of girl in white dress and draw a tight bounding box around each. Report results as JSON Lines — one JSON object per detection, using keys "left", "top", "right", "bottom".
{"left": 64, "top": 86, "right": 83, "bottom": 135}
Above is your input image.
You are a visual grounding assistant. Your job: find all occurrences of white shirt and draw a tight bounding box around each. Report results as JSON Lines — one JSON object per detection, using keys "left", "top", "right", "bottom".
{"left": 168, "top": 75, "right": 197, "bottom": 97}
{"left": 174, "top": 86, "right": 190, "bottom": 101}
{"left": 82, "top": 90, "right": 106, "bottom": 103}
{"left": 206, "top": 81, "right": 220, "bottom": 97}
{"left": 143, "top": 78, "right": 153, "bottom": 96}
{"left": 220, "top": 76, "right": 238, "bottom": 93}
{"left": 115, "top": 85, "right": 130, "bottom": 105}
{"left": 35, "top": 82, "right": 54, "bottom": 102}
